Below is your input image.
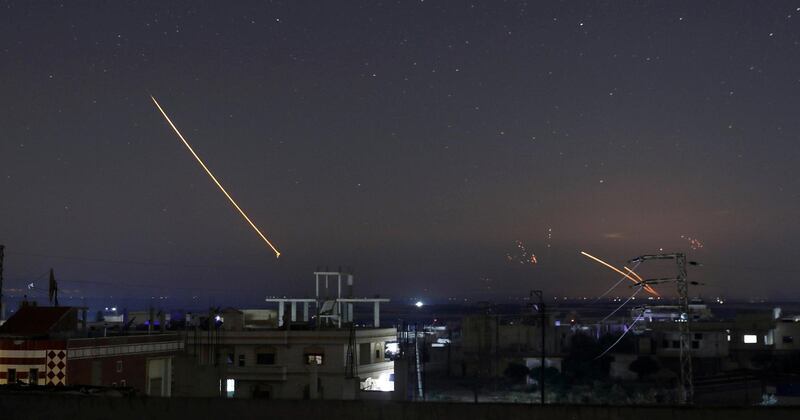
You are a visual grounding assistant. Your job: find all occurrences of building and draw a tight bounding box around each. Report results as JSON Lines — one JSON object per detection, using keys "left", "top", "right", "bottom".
{"left": 0, "top": 304, "right": 183, "bottom": 395}
{"left": 457, "top": 309, "right": 562, "bottom": 380}
{"left": 183, "top": 270, "right": 398, "bottom": 400}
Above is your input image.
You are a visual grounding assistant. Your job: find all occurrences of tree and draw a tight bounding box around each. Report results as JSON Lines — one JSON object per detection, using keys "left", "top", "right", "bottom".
{"left": 628, "top": 356, "right": 659, "bottom": 380}
{"left": 504, "top": 362, "right": 530, "bottom": 383}
{"left": 529, "top": 366, "right": 561, "bottom": 383}
{"left": 563, "top": 333, "right": 611, "bottom": 382}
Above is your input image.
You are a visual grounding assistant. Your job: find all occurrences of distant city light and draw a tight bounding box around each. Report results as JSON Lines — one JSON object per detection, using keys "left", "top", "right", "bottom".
{"left": 415, "top": 301, "right": 424, "bottom": 308}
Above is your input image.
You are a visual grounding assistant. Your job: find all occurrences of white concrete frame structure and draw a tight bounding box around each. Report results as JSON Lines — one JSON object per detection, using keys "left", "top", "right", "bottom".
{"left": 265, "top": 271, "right": 389, "bottom": 328}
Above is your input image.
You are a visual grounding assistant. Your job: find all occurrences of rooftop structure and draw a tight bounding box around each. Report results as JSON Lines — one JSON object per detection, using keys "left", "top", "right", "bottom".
{"left": 183, "top": 269, "right": 398, "bottom": 400}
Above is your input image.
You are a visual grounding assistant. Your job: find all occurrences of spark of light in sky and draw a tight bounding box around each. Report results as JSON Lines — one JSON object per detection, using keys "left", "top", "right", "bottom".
{"left": 681, "top": 235, "right": 704, "bottom": 250}
{"left": 149, "top": 95, "right": 281, "bottom": 258}
{"left": 506, "top": 240, "right": 538, "bottom": 265}
{"left": 580, "top": 251, "right": 659, "bottom": 297}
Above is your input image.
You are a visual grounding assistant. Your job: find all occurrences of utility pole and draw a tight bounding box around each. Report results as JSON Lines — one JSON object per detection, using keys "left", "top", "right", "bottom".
{"left": 0, "top": 244, "right": 5, "bottom": 321}
{"left": 629, "top": 253, "right": 694, "bottom": 404}
{"left": 532, "top": 290, "right": 545, "bottom": 406}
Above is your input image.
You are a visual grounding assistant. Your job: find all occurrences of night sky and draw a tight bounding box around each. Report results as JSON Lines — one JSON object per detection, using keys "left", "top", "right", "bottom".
{"left": 2, "top": 1, "right": 800, "bottom": 308}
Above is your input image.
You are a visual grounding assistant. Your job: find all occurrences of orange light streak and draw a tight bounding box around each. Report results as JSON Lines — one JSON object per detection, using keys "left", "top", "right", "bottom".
{"left": 150, "top": 95, "right": 281, "bottom": 258}
{"left": 581, "top": 251, "right": 658, "bottom": 297}
{"left": 624, "top": 266, "right": 660, "bottom": 296}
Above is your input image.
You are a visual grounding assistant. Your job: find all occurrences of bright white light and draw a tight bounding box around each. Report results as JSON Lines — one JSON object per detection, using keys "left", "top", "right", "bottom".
{"left": 225, "top": 378, "right": 235, "bottom": 397}
{"left": 415, "top": 301, "right": 424, "bottom": 308}
{"left": 743, "top": 334, "right": 757, "bottom": 344}
{"left": 214, "top": 315, "right": 222, "bottom": 322}
{"left": 374, "top": 372, "right": 394, "bottom": 392}
{"left": 111, "top": 307, "right": 117, "bottom": 312}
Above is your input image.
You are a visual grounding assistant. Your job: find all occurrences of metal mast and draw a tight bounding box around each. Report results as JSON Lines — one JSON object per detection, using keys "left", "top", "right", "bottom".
{"left": 531, "top": 290, "right": 546, "bottom": 405}
{"left": 629, "top": 252, "right": 694, "bottom": 404}
{"left": 345, "top": 322, "right": 357, "bottom": 379}
{"left": 0, "top": 244, "right": 4, "bottom": 321}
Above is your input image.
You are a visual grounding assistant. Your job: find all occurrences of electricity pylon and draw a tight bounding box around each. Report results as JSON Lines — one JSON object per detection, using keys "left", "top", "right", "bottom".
{"left": 629, "top": 253, "right": 694, "bottom": 404}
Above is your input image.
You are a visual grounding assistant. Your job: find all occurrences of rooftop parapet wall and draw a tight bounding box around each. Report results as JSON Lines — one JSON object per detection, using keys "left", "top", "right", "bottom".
{"left": 0, "top": 394, "right": 799, "bottom": 420}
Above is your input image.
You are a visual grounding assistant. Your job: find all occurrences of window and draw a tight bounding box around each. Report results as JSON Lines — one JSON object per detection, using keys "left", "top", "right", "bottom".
{"left": 7, "top": 369, "right": 16, "bottom": 384}
{"left": 226, "top": 353, "right": 234, "bottom": 365}
{"left": 116, "top": 360, "right": 123, "bottom": 373}
{"left": 692, "top": 341, "right": 699, "bottom": 349}
{"left": 694, "top": 333, "right": 703, "bottom": 340}
{"left": 672, "top": 340, "right": 680, "bottom": 348}
{"left": 375, "top": 349, "right": 381, "bottom": 360}
{"left": 783, "top": 336, "right": 794, "bottom": 344}
{"left": 238, "top": 354, "right": 246, "bottom": 367}
{"left": 29, "top": 368, "right": 38, "bottom": 385}
{"left": 256, "top": 353, "right": 275, "bottom": 365}
{"left": 662, "top": 340, "right": 669, "bottom": 348}
{"left": 306, "top": 353, "right": 324, "bottom": 365}
{"left": 223, "top": 379, "right": 235, "bottom": 398}
{"left": 120, "top": 379, "right": 127, "bottom": 387}
{"left": 743, "top": 334, "right": 758, "bottom": 344}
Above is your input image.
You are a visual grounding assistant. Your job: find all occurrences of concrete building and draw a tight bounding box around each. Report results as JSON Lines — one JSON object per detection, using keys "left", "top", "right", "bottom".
{"left": 0, "top": 304, "right": 183, "bottom": 395}
{"left": 183, "top": 270, "right": 397, "bottom": 400}
{"left": 457, "top": 311, "right": 562, "bottom": 380}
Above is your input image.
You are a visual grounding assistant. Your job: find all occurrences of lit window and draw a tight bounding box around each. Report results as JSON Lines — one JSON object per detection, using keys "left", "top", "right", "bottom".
{"left": 743, "top": 334, "right": 757, "bottom": 344}
{"left": 306, "top": 353, "right": 324, "bottom": 365}
{"left": 226, "top": 379, "right": 235, "bottom": 398}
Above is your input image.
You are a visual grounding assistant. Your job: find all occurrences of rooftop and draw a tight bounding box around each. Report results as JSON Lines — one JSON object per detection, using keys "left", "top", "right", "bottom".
{"left": 0, "top": 306, "right": 78, "bottom": 337}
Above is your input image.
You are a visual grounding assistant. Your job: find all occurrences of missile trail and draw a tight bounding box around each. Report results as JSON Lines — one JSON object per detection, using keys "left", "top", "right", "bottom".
{"left": 150, "top": 95, "right": 281, "bottom": 258}
{"left": 581, "top": 251, "right": 658, "bottom": 297}
{"left": 624, "top": 265, "right": 660, "bottom": 296}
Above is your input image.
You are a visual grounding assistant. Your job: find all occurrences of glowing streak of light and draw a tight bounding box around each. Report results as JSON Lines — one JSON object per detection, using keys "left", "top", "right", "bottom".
{"left": 581, "top": 251, "right": 639, "bottom": 283}
{"left": 601, "top": 286, "right": 641, "bottom": 323}
{"left": 594, "top": 314, "right": 644, "bottom": 360}
{"left": 592, "top": 261, "right": 642, "bottom": 303}
{"left": 581, "top": 251, "right": 658, "bottom": 297}
{"left": 150, "top": 95, "right": 281, "bottom": 258}
{"left": 624, "top": 266, "right": 660, "bottom": 296}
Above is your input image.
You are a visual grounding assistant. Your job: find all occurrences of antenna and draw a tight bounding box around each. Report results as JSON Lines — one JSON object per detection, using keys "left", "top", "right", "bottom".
{"left": 628, "top": 252, "right": 696, "bottom": 404}
{"left": 48, "top": 268, "right": 59, "bottom": 307}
